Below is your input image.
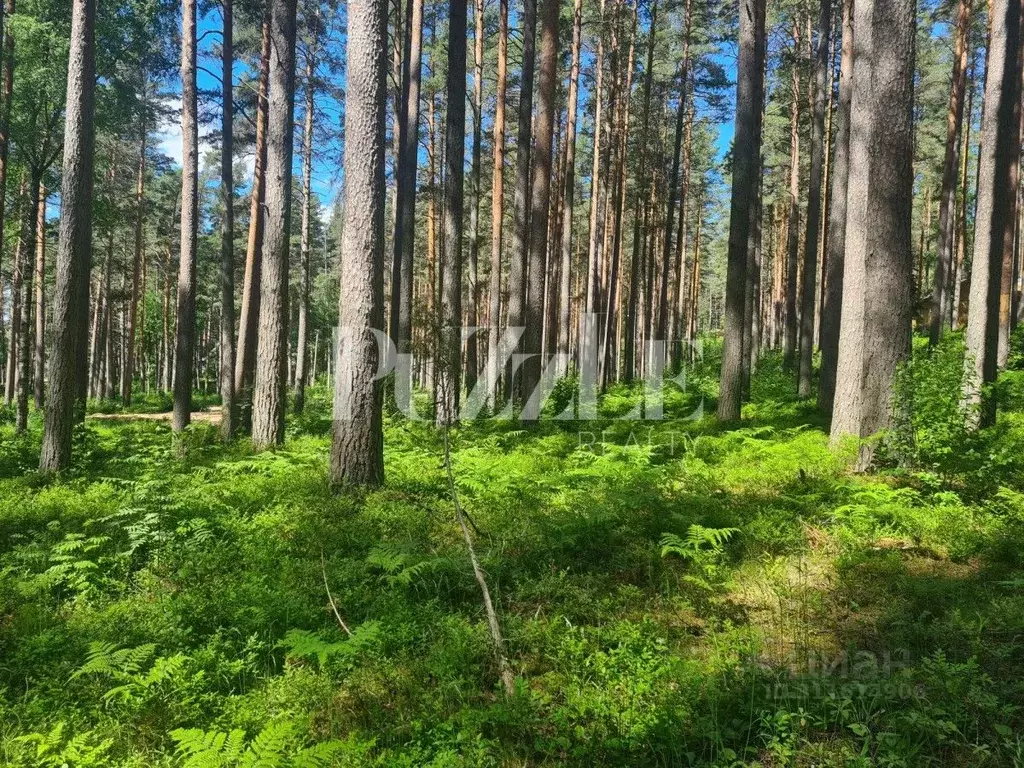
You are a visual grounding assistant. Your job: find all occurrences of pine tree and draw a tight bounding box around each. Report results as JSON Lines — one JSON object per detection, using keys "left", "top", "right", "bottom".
{"left": 718, "top": 0, "right": 766, "bottom": 421}
{"left": 251, "top": 0, "right": 299, "bottom": 448}
{"left": 330, "top": 0, "right": 387, "bottom": 486}
{"left": 40, "top": 0, "right": 96, "bottom": 472}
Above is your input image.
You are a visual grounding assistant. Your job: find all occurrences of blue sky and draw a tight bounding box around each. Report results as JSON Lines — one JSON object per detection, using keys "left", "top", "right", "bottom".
{"left": 154, "top": 2, "right": 737, "bottom": 226}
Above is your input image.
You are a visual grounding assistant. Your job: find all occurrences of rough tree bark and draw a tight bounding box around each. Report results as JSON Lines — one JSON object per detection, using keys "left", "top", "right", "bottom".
{"left": 830, "top": 0, "right": 916, "bottom": 467}
{"left": 124, "top": 107, "right": 146, "bottom": 405}
{"left": 33, "top": 184, "right": 45, "bottom": 408}
{"left": 660, "top": 0, "right": 692, "bottom": 366}
{"left": 717, "top": 0, "right": 766, "bottom": 421}
{"left": 465, "top": 0, "right": 484, "bottom": 393}
{"left": 624, "top": 0, "right": 657, "bottom": 384}
{"left": 389, "top": 0, "right": 423, "bottom": 366}
{"left": 16, "top": 176, "right": 40, "bottom": 434}
{"left": 0, "top": 0, "right": 14, "bottom": 375}
{"left": 40, "top": 0, "right": 96, "bottom": 472}
{"left": 330, "top": 0, "right": 387, "bottom": 486}
{"left": 818, "top": 0, "right": 853, "bottom": 413}
{"left": 505, "top": 0, "right": 536, "bottom": 404}
{"left": 437, "top": 0, "right": 468, "bottom": 425}
{"left": 522, "top": 0, "right": 558, "bottom": 408}
{"left": 251, "top": 0, "right": 298, "bottom": 447}
{"left": 797, "top": 0, "right": 830, "bottom": 398}
{"left": 234, "top": 13, "right": 271, "bottom": 429}
{"left": 997, "top": 33, "right": 1023, "bottom": 368}
{"left": 783, "top": 25, "right": 801, "bottom": 370}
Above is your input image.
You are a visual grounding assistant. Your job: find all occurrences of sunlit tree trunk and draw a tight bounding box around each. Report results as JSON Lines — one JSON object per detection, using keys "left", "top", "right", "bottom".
{"left": 124, "top": 103, "right": 146, "bottom": 405}
{"left": 522, "top": 0, "right": 558, "bottom": 405}
{"left": 797, "top": 0, "right": 830, "bottom": 398}
{"left": 251, "top": 0, "right": 298, "bottom": 447}
{"left": 295, "top": 12, "right": 320, "bottom": 416}
{"left": 930, "top": 0, "right": 972, "bottom": 344}
{"left": 0, "top": 0, "right": 15, "bottom": 376}
{"left": 390, "top": 0, "right": 423, "bottom": 368}
{"left": 624, "top": 0, "right": 656, "bottom": 384}
{"left": 998, "top": 39, "right": 1023, "bottom": 368}
{"left": 219, "top": 0, "right": 237, "bottom": 436}
{"left": 16, "top": 175, "right": 41, "bottom": 434}
{"left": 965, "top": 0, "right": 1021, "bottom": 425}
{"left": 173, "top": 0, "right": 199, "bottom": 433}
{"left": 33, "top": 184, "right": 45, "bottom": 408}
{"left": 465, "top": 0, "right": 484, "bottom": 393}
{"left": 40, "top": 0, "right": 96, "bottom": 472}
{"left": 234, "top": 13, "right": 271, "bottom": 431}
{"left": 330, "top": 0, "right": 387, "bottom": 486}
{"left": 831, "top": 0, "right": 916, "bottom": 467}
{"left": 783, "top": 26, "right": 801, "bottom": 370}
{"left": 556, "top": 0, "right": 582, "bottom": 377}
{"left": 486, "top": 0, "right": 508, "bottom": 404}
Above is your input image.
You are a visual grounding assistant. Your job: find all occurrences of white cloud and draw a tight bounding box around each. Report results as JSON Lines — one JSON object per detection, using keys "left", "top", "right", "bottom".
{"left": 153, "top": 98, "right": 216, "bottom": 168}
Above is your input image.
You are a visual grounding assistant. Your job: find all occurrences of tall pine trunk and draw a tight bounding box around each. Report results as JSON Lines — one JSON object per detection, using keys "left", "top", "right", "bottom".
{"left": 40, "top": 0, "right": 96, "bottom": 472}
{"left": 219, "top": 0, "right": 237, "bottom": 436}
{"left": 173, "top": 0, "right": 199, "bottom": 433}
{"left": 252, "top": 0, "right": 298, "bottom": 447}
{"left": 929, "top": 0, "right": 972, "bottom": 344}
{"left": 390, "top": 0, "right": 423, "bottom": 366}
{"left": 330, "top": 0, "right": 387, "bottom": 486}
{"left": 506, "top": 0, "right": 536, "bottom": 404}
{"left": 624, "top": 0, "right": 657, "bottom": 384}
{"left": 522, "top": 0, "right": 558, "bottom": 407}
{"left": 964, "top": 0, "right": 1021, "bottom": 426}
{"left": 486, "top": 0, "right": 508, "bottom": 404}
{"left": 295, "top": 12, "right": 320, "bottom": 416}
{"left": 717, "top": 0, "right": 766, "bottom": 420}
{"left": 16, "top": 175, "right": 41, "bottom": 434}
{"left": 437, "top": 0, "right": 468, "bottom": 424}
{"left": 797, "top": 0, "right": 830, "bottom": 397}
{"left": 33, "top": 184, "right": 45, "bottom": 408}
{"left": 124, "top": 111, "right": 146, "bottom": 404}
{"left": 831, "top": 0, "right": 916, "bottom": 467}
{"left": 783, "top": 31, "right": 801, "bottom": 370}
{"left": 556, "top": 0, "right": 582, "bottom": 377}
{"left": 465, "top": 0, "right": 484, "bottom": 393}
{"left": 818, "top": 0, "right": 853, "bottom": 413}
{"left": 0, "top": 0, "right": 14, "bottom": 375}
{"left": 234, "top": 14, "right": 271, "bottom": 429}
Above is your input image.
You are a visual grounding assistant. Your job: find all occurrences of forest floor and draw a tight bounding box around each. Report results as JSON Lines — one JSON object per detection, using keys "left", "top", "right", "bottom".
{"left": 1, "top": 342, "right": 1023, "bottom": 767}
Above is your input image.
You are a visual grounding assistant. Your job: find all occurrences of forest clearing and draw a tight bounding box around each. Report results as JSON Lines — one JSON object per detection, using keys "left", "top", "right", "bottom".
{"left": 2, "top": 349, "right": 1024, "bottom": 765}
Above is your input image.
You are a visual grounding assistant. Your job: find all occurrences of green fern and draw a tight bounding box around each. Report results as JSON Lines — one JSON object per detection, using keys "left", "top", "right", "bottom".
{"left": 71, "top": 642, "right": 156, "bottom": 679}
{"left": 365, "top": 544, "right": 439, "bottom": 587}
{"left": 660, "top": 525, "right": 740, "bottom": 559}
{"left": 277, "top": 620, "right": 381, "bottom": 668}
{"left": 660, "top": 525, "right": 740, "bottom": 594}
{"left": 71, "top": 642, "right": 188, "bottom": 703}
{"left": 171, "top": 720, "right": 343, "bottom": 767}
{"left": 13, "top": 722, "right": 114, "bottom": 767}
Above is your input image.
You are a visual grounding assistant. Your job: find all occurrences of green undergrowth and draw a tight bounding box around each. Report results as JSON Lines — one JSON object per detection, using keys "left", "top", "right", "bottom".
{"left": 1, "top": 349, "right": 1023, "bottom": 766}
